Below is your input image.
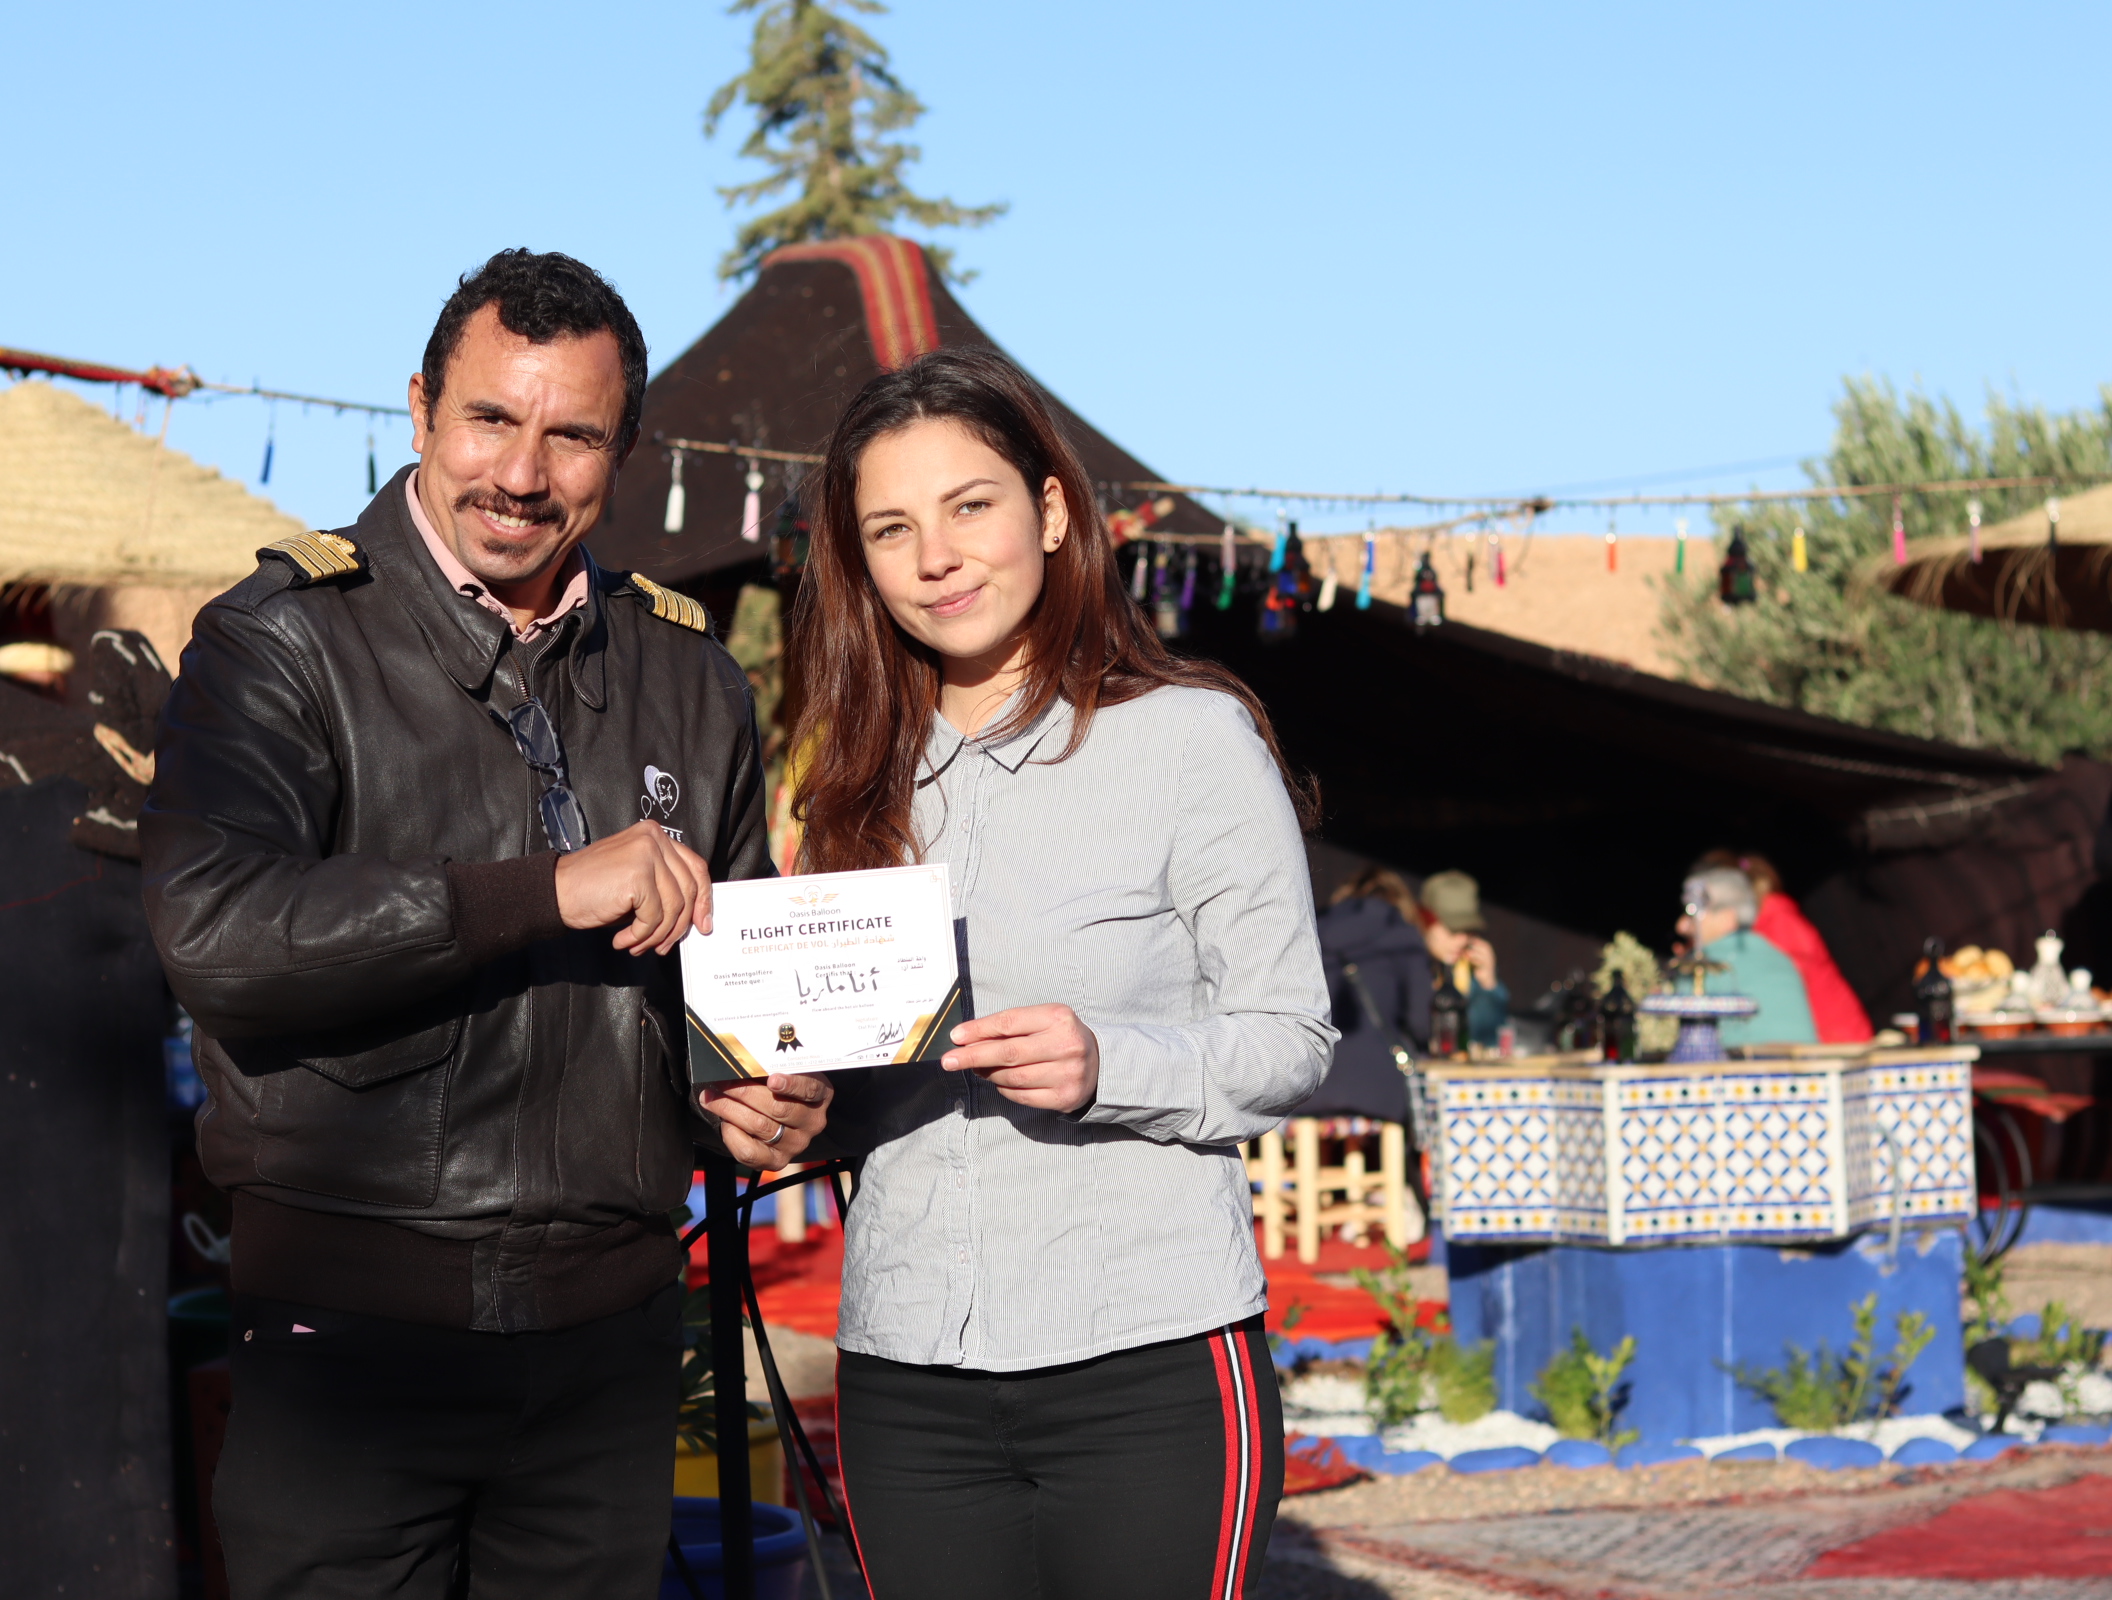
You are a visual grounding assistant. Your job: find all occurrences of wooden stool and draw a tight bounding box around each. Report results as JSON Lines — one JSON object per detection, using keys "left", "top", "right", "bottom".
{"left": 1250, "top": 1119, "right": 1422, "bottom": 1262}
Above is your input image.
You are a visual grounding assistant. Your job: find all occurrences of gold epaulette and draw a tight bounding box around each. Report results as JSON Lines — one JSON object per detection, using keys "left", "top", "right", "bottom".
{"left": 630, "top": 575, "right": 712, "bottom": 634}
{"left": 259, "top": 531, "right": 362, "bottom": 585}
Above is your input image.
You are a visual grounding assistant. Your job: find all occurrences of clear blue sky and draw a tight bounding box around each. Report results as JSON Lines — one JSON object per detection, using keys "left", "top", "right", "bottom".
{"left": 4, "top": 1, "right": 2106, "bottom": 538}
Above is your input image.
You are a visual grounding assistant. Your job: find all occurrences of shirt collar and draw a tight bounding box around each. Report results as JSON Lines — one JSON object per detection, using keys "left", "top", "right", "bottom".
{"left": 919, "top": 691, "right": 1072, "bottom": 781}
{"left": 406, "top": 471, "right": 589, "bottom": 642}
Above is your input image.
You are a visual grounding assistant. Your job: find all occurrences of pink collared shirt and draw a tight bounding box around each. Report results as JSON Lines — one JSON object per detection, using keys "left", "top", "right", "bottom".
{"left": 406, "top": 473, "right": 591, "bottom": 642}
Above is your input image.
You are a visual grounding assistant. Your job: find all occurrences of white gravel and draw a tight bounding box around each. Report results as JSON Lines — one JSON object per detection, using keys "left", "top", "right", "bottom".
{"left": 1379, "top": 1410, "right": 1560, "bottom": 1457}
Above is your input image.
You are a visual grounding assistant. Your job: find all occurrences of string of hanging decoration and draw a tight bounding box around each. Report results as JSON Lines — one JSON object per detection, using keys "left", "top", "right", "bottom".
{"left": 0, "top": 343, "right": 409, "bottom": 491}
{"left": 655, "top": 417, "right": 2111, "bottom": 647}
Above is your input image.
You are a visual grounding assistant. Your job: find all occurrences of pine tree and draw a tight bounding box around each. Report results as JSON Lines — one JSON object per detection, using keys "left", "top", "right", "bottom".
{"left": 705, "top": 0, "right": 1005, "bottom": 284}
{"left": 1659, "top": 379, "right": 2112, "bottom": 765}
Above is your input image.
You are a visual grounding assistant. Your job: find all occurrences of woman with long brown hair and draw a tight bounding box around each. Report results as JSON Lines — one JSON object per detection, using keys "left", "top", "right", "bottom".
{"left": 789, "top": 346, "right": 1334, "bottom": 1599}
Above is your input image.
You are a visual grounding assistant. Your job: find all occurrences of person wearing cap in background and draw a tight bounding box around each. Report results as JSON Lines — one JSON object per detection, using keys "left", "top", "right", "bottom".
{"left": 1691, "top": 849, "right": 1872, "bottom": 1044}
{"left": 1678, "top": 866, "right": 1817, "bottom": 1048}
{"left": 1417, "top": 870, "right": 1510, "bottom": 1049}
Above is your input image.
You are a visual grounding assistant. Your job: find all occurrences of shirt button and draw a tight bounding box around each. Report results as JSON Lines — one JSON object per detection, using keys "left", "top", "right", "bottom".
{"left": 954, "top": 1172, "right": 966, "bottom": 1189}
{"left": 956, "top": 1249, "right": 969, "bottom": 1265}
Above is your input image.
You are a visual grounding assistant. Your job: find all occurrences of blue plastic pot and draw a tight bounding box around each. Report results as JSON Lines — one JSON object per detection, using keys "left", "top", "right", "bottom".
{"left": 661, "top": 1498, "right": 808, "bottom": 1600}
{"left": 1784, "top": 1436, "right": 1883, "bottom": 1470}
{"left": 1710, "top": 1442, "right": 1778, "bottom": 1463}
{"left": 1449, "top": 1446, "right": 1542, "bottom": 1473}
{"left": 1541, "top": 1439, "right": 1612, "bottom": 1469}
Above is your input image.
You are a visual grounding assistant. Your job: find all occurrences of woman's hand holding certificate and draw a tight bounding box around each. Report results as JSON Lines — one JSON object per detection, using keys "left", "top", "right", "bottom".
{"left": 941, "top": 1005, "right": 1101, "bottom": 1114}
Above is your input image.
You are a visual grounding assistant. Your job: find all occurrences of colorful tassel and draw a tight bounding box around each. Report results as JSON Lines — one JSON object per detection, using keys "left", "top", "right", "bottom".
{"left": 1605, "top": 528, "right": 1616, "bottom": 572}
{"left": 1356, "top": 533, "right": 1374, "bottom": 609}
{"left": 1180, "top": 548, "right": 1197, "bottom": 612}
{"left": 366, "top": 431, "right": 377, "bottom": 496}
{"left": 1491, "top": 532, "right": 1507, "bottom": 588}
{"left": 1891, "top": 496, "right": 1907, "bottom": 565}
{"left": 1791, "top": 524, "right": 1808, "bottom": 573}
{"left": 663, "top": 452, "right": 687, "bottom": 534}
{"left": 1131, "top": 540, "right": 1150, "bottom": 600}
{"left": 1216, "top": 525, "right": 1237, "bottom": 610}
{"left": 1269, "top": 512, "right": 1289, "bottom": 574}
{"left": 1967, "top": 499, "right": 1982, "bottom": 564}
{"left": 1675, "top": 519, "right": 1687, "bottom": 575}
{"left": 1316, "top": 546, "right": 1339, "bottom": 611}
{"left": 741, "top": 464, "right": 764, "bottom": 543}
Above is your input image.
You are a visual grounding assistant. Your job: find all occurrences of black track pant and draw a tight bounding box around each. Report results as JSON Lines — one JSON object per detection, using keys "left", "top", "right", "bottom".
{"left": 214, "top": 1284, "right": 682, "bottom": 1600}
{"left": 836, "top": 1315, "right": 1282, "bottom": 1600}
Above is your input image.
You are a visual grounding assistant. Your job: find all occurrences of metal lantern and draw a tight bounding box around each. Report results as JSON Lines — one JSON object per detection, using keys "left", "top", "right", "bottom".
{"left": 1718, "top": 529, "right": 1757, "bottom": 606}
{"left": 1410, "top": 552, "right": 1445, "bottom": 629}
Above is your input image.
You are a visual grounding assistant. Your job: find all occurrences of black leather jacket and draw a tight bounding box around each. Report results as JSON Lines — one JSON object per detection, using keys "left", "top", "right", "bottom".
{"left": 143, "top": 469, "right": 770, "bottom": 1331}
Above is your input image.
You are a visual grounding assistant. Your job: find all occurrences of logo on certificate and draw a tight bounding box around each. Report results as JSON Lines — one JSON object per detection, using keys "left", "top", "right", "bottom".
{"left": 776, "top": 1023, "right": 803, "bottom": 1052}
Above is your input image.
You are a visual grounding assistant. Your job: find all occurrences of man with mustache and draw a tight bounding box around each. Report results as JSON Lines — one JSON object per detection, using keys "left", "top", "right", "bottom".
{"left": 143, "top": 250, "right": 832, "bottom": 1598}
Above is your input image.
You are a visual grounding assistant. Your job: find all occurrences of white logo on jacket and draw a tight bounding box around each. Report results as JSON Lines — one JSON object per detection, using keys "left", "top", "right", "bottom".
{"left": 641, "top": 765, "right": 684, "bottom": 841}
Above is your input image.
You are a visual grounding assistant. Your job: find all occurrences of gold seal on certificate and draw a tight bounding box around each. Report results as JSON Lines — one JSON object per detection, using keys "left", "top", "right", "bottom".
{"left": 679, "top": 863, "right": 965, "bottom": 1083}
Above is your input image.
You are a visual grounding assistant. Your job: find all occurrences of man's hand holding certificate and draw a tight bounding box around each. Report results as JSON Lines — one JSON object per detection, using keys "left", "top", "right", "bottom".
{"left": 680, "top": 864, "right": 965, "bottom": 1082}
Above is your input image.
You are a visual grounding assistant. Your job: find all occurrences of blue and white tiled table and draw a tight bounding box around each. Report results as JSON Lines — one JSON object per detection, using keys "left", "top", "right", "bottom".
{"left": 1426, "top": 1047, "right": 1979, "bottom": 1441}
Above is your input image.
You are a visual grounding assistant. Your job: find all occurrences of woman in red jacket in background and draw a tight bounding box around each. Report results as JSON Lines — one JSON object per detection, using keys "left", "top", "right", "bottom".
{"left": 1694, "top": 850, "right": 1873, "bottom": 1043}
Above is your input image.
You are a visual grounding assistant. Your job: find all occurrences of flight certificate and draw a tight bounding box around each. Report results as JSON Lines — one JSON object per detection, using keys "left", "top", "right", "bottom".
{"left": 679, "top": 863, "right": 965, "bottom": 1083}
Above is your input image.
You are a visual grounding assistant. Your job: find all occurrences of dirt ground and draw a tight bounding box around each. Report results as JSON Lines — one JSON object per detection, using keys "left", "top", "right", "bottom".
{"left": 1999, "top": 1242, "right": 2112, "bottom": 1332}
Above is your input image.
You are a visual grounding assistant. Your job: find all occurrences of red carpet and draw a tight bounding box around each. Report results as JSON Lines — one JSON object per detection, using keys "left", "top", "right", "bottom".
{"left": 1807, "top": 1473, "right": 2112, "bottom": 1579}
{"left": 694, "top": 1221, "right": 1431, "bottom": 1345}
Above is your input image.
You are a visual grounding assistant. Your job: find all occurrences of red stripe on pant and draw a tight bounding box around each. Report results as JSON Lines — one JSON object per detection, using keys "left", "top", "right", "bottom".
{"left": 1230, "top": 1323, "right": 1265, "bottom": 1592}
{"left": 1207, "top": 1325, "right": 1258, "bottom": 1600}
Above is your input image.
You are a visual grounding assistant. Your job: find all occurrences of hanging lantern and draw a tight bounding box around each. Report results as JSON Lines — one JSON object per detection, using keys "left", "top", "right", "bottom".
{"left": 1409, "top": 551, "right": 1445, "bottom": 629}
{"left": 741, "top": 462, "right": 764, "bottom": 543}
{"left": 663, "top": 452, "right": 687, "bottom": 535}
{"left": 1719, "top": 527, "right": 1757, "bottom": 605}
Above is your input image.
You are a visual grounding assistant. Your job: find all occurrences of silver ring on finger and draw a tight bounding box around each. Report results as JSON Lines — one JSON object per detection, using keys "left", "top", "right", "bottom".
{"left": 763, "top": 1119, "right": 786, "bottom": 1147}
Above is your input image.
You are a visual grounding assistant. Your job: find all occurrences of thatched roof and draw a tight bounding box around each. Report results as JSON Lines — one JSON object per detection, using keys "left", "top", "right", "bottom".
{"left": 0, "top": 380, "right": 304, "bottom": 588}
{"left": 1880, "top": 481, "right": 2112, "bottom": 631}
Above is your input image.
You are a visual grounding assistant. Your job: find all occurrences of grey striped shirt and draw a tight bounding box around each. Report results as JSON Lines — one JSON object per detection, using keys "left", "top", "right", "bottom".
{"left": 829, "top": 685, "right": 1335, "bottom": 1371}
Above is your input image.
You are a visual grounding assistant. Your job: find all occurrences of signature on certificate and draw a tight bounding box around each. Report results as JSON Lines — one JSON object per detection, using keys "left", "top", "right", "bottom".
{"left": 874, "top": 1020, "right": 907, "bottom": 1047}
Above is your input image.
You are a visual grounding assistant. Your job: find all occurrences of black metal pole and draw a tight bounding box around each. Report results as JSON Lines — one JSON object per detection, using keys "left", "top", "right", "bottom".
{"left": 705, "top": 1156, "right": 754, "bottom": 1600}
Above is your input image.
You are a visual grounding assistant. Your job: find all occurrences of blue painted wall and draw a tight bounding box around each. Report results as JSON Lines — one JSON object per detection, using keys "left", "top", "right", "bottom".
{"left": 1447, "top": 1230, "right": 1965, "bottom": 1441}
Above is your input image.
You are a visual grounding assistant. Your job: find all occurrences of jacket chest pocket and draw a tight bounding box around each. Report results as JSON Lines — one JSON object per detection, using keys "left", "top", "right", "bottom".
{"left": 245, "top": 1015, "right": 464, "bottom": 1208}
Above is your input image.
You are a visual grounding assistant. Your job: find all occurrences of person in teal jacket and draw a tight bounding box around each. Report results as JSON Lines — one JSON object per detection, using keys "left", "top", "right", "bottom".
{"left": 1678, "top": 867, "right": 1817, "bottom": 1047}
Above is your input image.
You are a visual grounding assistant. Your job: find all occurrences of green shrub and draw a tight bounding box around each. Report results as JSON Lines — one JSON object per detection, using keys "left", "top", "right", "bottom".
{"left": 1730, "top": 1292, "right": 1934, "bottom": 1430}
{"left": 1351, "top": 1238, "right": 1493, "bottom": 1425}
{"left": 1530, "top": 1327, "right": 1639, "bottom": 1447}
{"left": 1431, "top": 1337, "right": 1498, "bottom": 1424}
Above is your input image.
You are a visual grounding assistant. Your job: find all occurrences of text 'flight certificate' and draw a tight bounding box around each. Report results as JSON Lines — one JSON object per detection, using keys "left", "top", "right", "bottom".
{"left": 680, "top": 863, "right": 963, "bottom": 1083}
